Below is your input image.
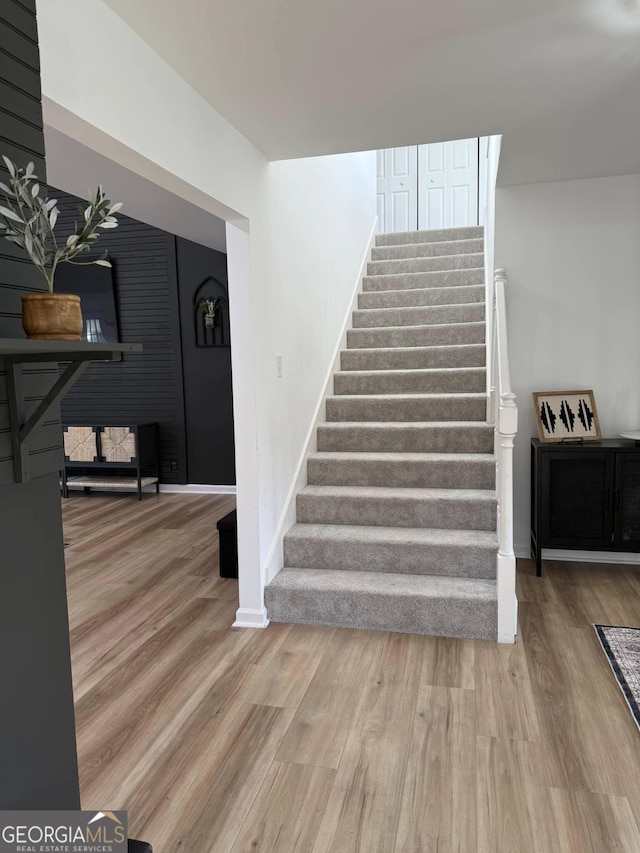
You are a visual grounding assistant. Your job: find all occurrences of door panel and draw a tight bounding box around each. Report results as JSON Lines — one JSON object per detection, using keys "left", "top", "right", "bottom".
{"left": 541, "top": 452, "right": 614, "bottom": 548}
{"left": 614, "top": 453, "right": 640, "bottom": 550}
{"left": 418, "top": 137, "right": 479, "bottom": 230}
{"left": 376, "top": 146, "right": 418, "bottom": 234}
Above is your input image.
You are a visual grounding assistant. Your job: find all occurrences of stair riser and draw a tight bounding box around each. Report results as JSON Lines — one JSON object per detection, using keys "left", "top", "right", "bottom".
{"left": 371, "top": 238, "right": 483, "bottom": 261}
{"left": 368, "top": 254, "right": 483, "bottom": 276}
{"left": 353, "top": 303, "right": 484, "bottom": 329}
{"left": 317, "top": 425, "right": 494, "bottom": 453}
{"left": 358, "top": 285, "right": 484, "bottom": 310}
{"left": 347, "top": 323, "right": 484, "bottom": 349}
{"left": 334, "top": 370, "right": 485, "bottom": 395}
{"left": 296, "top": 493, "right": 497, "bottom": 531}
{"left": 283, "top": 536, "right": 496, "bottom": 578}
{"left": 340, "top": 345, "right": 485, "bottom": 371}
{"left": 375, "top": 226, "right": 483, "bottom": 247}
{"left": 307, "top": 457, "right": 496, "bottom": 489}
{"left": 326, "top": 396, "right": 485, "bottom": 422}
{"left": 265, "top": 586, "right": 496, "bottom": 640}
{"left": 363, "top": 269, "right": 484, "bottom": 292}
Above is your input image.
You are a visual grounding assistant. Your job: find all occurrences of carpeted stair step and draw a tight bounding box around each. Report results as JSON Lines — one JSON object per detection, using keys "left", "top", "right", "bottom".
{"left": 307, "top": 451, "right": 496, "bottom": 490}
{"left": 367, "top": 253, "right": 483, "bottom": 277}
{"left": 334, "top": 367, "right": 485, "bottom": 395}
{"left": 363, "top": 268, "right": 484, "bottom": 292}
{"left": 375, "top": 226, "right": 483, "bottom": 247}
{"left": 358, "top": 284, "right": 484, "bottom": 310}
{"left": 265, "top": 568, "right": 497, "bottom": 640}
{"left": 340, "top": 344, "right": 485, "bottom": 371}
{"left": 326, "top": 393, "right": 485, "bottom": 422}
{"left": 353, "top": 302, "right": 484, "bottom": 329}
{"left": 317, "top": 421, "right": 494, "bottom": 453}
{"left": 371, "top": 238, "right": 483, "bottom": 261}
{"left": 347, "top": 321, "right": 484, "bottom": 349}
{"left": 296, "top": 485, "right": 497, "bottom": 530}
{"left": 283, "top": 524, "right": 497, "bottom": 577}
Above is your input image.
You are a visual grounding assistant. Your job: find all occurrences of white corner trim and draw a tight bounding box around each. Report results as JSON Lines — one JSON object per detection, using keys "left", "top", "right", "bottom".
{"left": 159, "top": 484, "right": 237, "bottom": 495}
{"left": 515, "top": 544, "right": 640, "bottom": 565}
{"left": 263, "top": 217, "right": 379, "bottom": 584}
{"left": 233, "top": 607, "right": 270, "bottom": 628}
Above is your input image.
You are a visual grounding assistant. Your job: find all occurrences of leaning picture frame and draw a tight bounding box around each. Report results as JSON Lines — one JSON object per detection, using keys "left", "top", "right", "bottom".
{"left": 532, "top": 389, "right": 602, "bottom": 444}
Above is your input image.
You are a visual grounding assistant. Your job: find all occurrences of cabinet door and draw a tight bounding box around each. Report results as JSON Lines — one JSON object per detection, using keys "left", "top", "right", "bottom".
{"left": 614, "top": 453, "right": 640, "bottom": 551}
{"left": 541, "top": 451, "right": 614, "bottom": 548}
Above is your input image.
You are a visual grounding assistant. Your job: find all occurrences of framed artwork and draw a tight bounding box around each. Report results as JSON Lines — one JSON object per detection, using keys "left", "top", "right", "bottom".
{"left": 532, "top": 390, "right": 602, "bottom": 443}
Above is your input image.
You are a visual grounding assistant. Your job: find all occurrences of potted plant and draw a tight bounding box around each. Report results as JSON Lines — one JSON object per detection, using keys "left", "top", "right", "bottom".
{"left": 0, "top": 155, "right": 122, "bottom": 341}
{"left": 198, "top": 297, "right": 219, "bottom": 329}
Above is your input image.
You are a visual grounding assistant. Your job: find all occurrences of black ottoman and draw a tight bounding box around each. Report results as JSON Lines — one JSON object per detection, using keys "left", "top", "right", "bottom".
{"left": 217, "top": 509, "right": 238, "bottom": 578}
{"left": 128, "top": 842, "right": 152, "bottom": 853}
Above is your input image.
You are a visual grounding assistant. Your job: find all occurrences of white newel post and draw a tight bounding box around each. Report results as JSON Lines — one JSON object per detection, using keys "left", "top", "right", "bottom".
{"left": 493, "top": 269, "right": 518, "bottom": 644}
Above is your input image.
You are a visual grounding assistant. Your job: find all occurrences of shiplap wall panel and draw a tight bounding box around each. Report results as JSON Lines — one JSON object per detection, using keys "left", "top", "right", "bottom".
{"left": 0, "top": 0, "right": 62, "bottom": 487}
{"left": 55, "top": 191, "right": 187, "bottom": 483}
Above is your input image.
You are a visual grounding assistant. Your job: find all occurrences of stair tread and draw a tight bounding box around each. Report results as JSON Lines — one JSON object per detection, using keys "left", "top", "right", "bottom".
{"left": 336, "top": 367, "right": 485, "bottom": 377}
{"left": 309, "top": 451, "right": 495, "bottom": 462}
{"left": 342, "top": 343, "right": 484, "bottom": 354}
{"left": 371, "top": 250, "right": 483, "bottom": 260}
{"left": 362, "top": 285, "right": 485, "bottom": 294}
{"left": 321, "top": 420, "right": 492, "bottom": 428}
{"left": 375, "top": 238, "right": 482, "bottom": 250}
{"left": 300, "top": 484, "right": 496, "bottom": 501}
{"left": 329, "top": 391, "right": 485, "bottom": 400}
{"left": 368, "top": 253, "right": 484, "bottom": 272}
{"left": 285, "top": 523, "right": 498, "bottom": 546}
{"left": 349, "top": 320, "right": 484, "bottom": 333}
{"left": 355, "top": 301, "right": 484, "bottom": 312}
{"left": 270, "top": 567, "right": 497, "bottom": 599}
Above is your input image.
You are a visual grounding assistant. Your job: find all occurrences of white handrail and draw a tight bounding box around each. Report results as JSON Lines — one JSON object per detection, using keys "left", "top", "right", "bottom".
{"left": 491, "top": 268, "right": 518, "bottom": 643}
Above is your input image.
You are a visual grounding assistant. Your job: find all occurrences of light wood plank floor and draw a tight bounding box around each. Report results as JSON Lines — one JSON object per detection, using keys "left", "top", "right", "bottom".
{"left": 63, "top": 494, "right": 640, "bottom": 852}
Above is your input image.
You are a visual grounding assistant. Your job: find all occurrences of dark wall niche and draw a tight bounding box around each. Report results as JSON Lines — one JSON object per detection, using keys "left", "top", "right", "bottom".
{"left": 0, "top": 1, "right": 81, "bottom": 808}
{"left": 54, "top": 194, "right": 235, "bottom": 485}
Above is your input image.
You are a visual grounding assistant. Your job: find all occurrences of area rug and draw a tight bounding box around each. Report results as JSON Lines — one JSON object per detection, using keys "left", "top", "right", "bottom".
{"left": 594, "top": 625, "right": 640, "bottom": 732}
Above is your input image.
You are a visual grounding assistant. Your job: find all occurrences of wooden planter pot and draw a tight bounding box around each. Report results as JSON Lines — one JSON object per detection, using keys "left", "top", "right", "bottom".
{"left": 22, "top": 293, "right": 83, "bottom": 341}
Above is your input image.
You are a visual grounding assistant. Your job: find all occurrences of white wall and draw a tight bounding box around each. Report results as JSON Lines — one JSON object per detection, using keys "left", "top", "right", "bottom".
{"left": 37, "top": 0, "right": 377, "bottom": 624}
{"left": 495, "top": 174, "right": 640, "bottom": 554}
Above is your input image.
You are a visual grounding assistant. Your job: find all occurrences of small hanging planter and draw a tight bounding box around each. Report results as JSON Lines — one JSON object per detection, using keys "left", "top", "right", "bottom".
{"left": 199, "top": 297, "right": 219, "bottom": 330}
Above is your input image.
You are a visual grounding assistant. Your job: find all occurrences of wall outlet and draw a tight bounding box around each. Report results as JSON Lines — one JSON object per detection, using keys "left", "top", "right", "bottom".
{"left": 276, "top": 353, "right": 283, "bottom": 378}
{"left": 169, "top": 459, "right": 178, "bottom": 472}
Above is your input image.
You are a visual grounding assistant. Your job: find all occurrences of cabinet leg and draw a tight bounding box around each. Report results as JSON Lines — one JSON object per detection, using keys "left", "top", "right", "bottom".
{"left": 536, "top": 549, "right": 542, "bottom": 577}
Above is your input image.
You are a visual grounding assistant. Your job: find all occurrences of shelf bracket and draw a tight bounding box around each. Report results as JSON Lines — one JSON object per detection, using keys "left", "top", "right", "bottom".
{"left": 6, "top": 358, "right": 90, "bottom": 483}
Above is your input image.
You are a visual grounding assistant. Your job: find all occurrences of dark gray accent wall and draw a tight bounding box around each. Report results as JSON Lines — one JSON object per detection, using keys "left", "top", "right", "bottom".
{"left": 54, "top": 190, "right": 188, "bottom": 483}
{"left": 176, "top": 236, "right": 235, "bottom": 485}
{"left": 55, "top": 192, "right": 235, "bottom": 487}
{"left": 0, "top": 0, "right": 80, "bottom": 809}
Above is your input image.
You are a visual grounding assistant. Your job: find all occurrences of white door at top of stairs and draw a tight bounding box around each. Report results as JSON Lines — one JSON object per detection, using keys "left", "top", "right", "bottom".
{"left": 376, "top": 138, "right": 482, "bottom": 234}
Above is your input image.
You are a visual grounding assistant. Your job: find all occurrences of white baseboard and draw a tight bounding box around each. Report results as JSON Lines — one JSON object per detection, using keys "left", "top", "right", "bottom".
{"left": 264, "top": 218, "right": 379, "bottom": 584}
{"left": 160, "top": 484, "right": 237, "bottom": 495}
{"left": 233, "top": 607, "right": 270, "bottom": 628}
{"left": 515, "top": 545, "right": 640, "bottom": 565}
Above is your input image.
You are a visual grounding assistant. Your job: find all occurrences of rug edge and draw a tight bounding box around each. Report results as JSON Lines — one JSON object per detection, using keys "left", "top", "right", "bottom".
{"left": 593, "top": 624, "right": 640, "bottom": 734}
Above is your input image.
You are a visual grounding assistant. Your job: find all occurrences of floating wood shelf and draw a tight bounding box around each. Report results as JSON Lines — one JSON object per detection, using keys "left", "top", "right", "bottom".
{"left": 0, "top": 339, "right": 142, "bottom": 483}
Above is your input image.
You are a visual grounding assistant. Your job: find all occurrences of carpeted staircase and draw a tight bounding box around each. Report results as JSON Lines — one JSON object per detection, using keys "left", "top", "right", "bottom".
{"left": 265, "top": 225, "right": 498, "bottom": 640}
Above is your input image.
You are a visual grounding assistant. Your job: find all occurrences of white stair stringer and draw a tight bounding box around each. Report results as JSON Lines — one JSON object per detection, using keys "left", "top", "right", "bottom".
{"left": 265, "top": 226, "right": 498, "bottom": 640}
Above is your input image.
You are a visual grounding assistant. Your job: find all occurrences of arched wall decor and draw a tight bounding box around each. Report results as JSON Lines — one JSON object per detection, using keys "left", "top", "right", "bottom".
{"left": 193, "top": 275, "right": 230, "bottom": 347}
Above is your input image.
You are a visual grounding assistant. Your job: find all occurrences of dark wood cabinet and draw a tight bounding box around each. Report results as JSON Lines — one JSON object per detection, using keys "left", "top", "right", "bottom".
{"left": 531, "top": 439, "right": 640, "bottom": 575}
{"left": 61, "top": 422, "right": 159, "bottom": 500}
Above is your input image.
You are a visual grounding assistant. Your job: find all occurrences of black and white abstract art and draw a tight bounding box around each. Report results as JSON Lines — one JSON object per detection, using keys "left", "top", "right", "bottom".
{"left": 532, "top": 390, "right": 602, "bottom": 443}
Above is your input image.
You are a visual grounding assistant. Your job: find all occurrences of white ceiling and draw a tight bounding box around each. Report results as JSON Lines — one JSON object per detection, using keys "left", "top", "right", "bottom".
{"left": 105, "top": 0, "right": 640, "bottom": 185}
{"left": 44, "top": 126, "right": 227, "bottom": 252}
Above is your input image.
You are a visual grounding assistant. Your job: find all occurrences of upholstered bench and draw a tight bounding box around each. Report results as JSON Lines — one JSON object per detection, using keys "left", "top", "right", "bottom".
{"left": 217, "top": 509, "right": 238, "bottom": 578}
{"left": 128, "top": 840, "right": 152, "bottom": 853}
